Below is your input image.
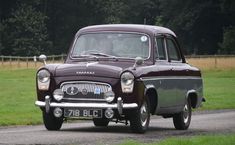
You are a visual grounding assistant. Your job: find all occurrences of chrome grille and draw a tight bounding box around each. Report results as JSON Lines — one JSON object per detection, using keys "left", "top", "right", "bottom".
{"left": 61, "top": 81, "right": 112, "bottom": 101}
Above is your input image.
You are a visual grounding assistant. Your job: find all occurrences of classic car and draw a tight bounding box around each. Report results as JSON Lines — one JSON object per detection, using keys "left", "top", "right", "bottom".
{"left": 35, "top": 24, "right": 204, "bottom": 133}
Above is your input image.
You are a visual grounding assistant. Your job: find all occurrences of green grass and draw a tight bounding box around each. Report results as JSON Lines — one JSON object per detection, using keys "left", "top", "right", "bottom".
{"left": 0, "top": 69, "right": 41, "bottom": 125}
{"left": 201, "top": 69, "right": 235, "bottom": 110}
{"left": 0, "top": 68, "right": 234, "bottom": 125}
{"left": 119, "top": 134, "right": 235, "bottom": 145}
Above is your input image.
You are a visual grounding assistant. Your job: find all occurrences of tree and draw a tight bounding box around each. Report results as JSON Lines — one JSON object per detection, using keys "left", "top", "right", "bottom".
{"left": 45, "top": 0, "right": 104, "bottom": 54}
{"left": 2, "top": 2, "right": 52, "bottom": 56}
{"left": 123, "top": 0, "right": 160, "bottom": 24}
{"left": 0, "top": 22, "right": 4, "bottom": 55}
{"left": 220, "top": 27, "right": 235, "bottom": 54}
{"left": 1, "top": 0, "right": 235, "bottom": 55}
{"left": 96, "top": 0, "right": 126, "bottom": 24}
{"left": 158, "top": 0, "right": 228, "bottom": 55}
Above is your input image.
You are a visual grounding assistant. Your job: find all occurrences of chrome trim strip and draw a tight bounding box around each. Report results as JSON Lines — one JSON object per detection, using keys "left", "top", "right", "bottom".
{"left": 63, "top": 98, "right": 106, "bottom": 102}
{"left": 35, "top": 101, "right": 138, "bottom": 109}
{"left": 140, "top": 76, "right": 201, "bottom": 81}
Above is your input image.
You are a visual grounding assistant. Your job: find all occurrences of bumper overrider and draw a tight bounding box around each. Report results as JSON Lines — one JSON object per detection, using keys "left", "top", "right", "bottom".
{"left": 35, "top": 96, "right": 138, "bottom": 117}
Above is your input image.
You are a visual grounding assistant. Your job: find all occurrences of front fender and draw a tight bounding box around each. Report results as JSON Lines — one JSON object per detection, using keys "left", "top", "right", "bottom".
{"left": 186, "top": 89, "right": 199, "bottom": 108}
{"left": 144, "top": 84, "right": 156, "bottom": 96}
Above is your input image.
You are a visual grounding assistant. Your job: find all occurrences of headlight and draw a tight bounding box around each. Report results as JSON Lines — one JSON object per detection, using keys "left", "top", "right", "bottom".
{"left": 121, "top": 72, "right": 134, "bottom": 93}
{"left": 53, "top": 89, "right": 64, "bottom": 101}
{"left": 104, "top": 91, "right": 115, "bottom": 103}
{"left": 37, "top": 69, "right": 50, "bottom": 90}
{"left": 37, "top": 69, "right": 50, "bottom": 83}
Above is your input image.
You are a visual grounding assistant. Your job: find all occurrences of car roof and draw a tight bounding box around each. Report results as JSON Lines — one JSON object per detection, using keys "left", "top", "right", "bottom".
{"left": 78, "top": 24, "right": 176, "bottom": 37}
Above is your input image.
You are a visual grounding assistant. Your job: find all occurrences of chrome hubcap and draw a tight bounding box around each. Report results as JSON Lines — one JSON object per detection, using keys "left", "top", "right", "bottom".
{"left": 183, "top": 104, "right": 189, "bottom": 123}
{"left": 140, "top": 102, "right": 148, "bottom": 127}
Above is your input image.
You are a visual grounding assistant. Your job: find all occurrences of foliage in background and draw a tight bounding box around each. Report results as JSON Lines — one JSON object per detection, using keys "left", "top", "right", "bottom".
{"left": 123, "top": 0, "right": 160, "bottom": 24}
{"left": 158, "top": 0, "right": 234, "bottom": 55}
{"left": 0, "top": 22, "right": 4, "bottom": 52}
{"left": 98, "top": 0, "right": 126, "bottom": 24}
{"left": 1, "top": 2, "right": 52, "bottom": 56}
{"left": 0, "top": 0, "right": 235, "bottom": 56}
{"left": 220, "top": 26, "right": 235, "bottom": 54}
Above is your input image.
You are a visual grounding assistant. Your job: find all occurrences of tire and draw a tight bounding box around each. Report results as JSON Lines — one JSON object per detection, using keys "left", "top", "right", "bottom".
{"left": 129, "top": 97, "right": 150, "bottom": 133}
{"left": 173, "top": 99, "right": 192, "bottom": 130}
{"left": 93, "top": 118, "right": 109, "bottom": 127}
{"left": 43, "top": 110, "right": 63, "bottom": 131}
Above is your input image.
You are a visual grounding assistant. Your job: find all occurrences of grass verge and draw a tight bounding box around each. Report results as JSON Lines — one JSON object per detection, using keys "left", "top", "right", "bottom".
{"left": 0, "top": 69, "right": 41, "bottom": 126}
{"left": 119, "top": 133, "right": 235, "bottom": 145}
{"left": 201, "top": 69, "right": 235, "bottom": 110}
{"left": 0, "top": 68, "right": 234, "bottom": 125}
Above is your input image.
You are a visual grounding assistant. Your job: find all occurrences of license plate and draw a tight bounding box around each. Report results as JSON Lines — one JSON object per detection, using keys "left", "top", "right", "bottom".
{"left": 64, "top": 108, "right": 102, "bottom": 118}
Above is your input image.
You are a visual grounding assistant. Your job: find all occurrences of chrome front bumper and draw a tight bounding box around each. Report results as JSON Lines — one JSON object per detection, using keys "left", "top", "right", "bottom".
{"left": 35, "top": 96, "right": 138, "bottom": 115}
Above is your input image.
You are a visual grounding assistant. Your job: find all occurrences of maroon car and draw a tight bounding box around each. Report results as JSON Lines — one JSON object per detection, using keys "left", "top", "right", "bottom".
{"left": 35, "top": 24, "right": 204, "bottom": 133}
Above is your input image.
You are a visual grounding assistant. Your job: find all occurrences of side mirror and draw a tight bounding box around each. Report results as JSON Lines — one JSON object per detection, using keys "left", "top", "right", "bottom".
{"left": 39, "top": 54, "right": 47, "bottom": 65}
{"left": 135, "top": 57, "right": 144, "bottom": 66}
{"left": 133, "top": 57, "right": 143, "bottom": 70}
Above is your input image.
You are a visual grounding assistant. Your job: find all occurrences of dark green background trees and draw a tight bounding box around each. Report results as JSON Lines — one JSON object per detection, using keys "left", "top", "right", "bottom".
{"left": 0, "top": 0, "right": 234, "bottom": 56}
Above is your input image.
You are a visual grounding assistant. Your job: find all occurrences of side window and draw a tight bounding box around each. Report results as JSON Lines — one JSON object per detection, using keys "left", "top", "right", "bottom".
{"left": 155, "top": 37, "right": 166, "bottom": 60}
{"left": 166, "top": 38, "right": 181, "bottom": 61}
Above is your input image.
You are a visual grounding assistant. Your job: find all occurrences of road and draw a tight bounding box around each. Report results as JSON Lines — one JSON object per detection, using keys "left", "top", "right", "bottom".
{"left": 0, "top": 110, "right": 235, "bottom": 145}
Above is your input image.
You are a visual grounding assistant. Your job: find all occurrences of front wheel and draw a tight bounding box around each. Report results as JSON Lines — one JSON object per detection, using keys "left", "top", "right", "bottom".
{"left": 173, "top": 99, "right": 192, "bottom": 130}
{"left": 43, "top": 111, "right": 63, "bottom": 131}
{"left": 129, "top": 97, "right": 150, "bottom": 133}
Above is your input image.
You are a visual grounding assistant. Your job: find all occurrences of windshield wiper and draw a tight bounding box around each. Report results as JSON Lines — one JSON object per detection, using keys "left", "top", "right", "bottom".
{"left": 72, "top": 53, "right": 118, "bottom": 61}
{"left": 89, "top": 52, "right": 116, "bottom": 58}
{"left": 72, "top": 54, "right": 98, "bottom": 58}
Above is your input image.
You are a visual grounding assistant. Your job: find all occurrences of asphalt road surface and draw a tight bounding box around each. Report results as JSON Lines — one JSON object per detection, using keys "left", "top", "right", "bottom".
{"left": 0, "top": 110, "right": 235, "bottom": 145}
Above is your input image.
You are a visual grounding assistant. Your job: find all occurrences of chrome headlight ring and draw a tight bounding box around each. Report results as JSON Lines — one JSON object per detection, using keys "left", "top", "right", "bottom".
{"left": 121, "top": 71, "right": 134, "bottom": 93}
{"left": 37, "top": 69, "right": 50, "bottom": 90}
{"left": 53, "top": 89, "right": 64, "bottom": 101}
{"left": 104, "top": 91, "right": 115, "bottom": 103}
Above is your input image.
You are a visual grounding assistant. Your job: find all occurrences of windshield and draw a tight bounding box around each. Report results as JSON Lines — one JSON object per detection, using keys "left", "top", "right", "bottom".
{"left": 71, "top": 33, "right": 150, "bottom": 59}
